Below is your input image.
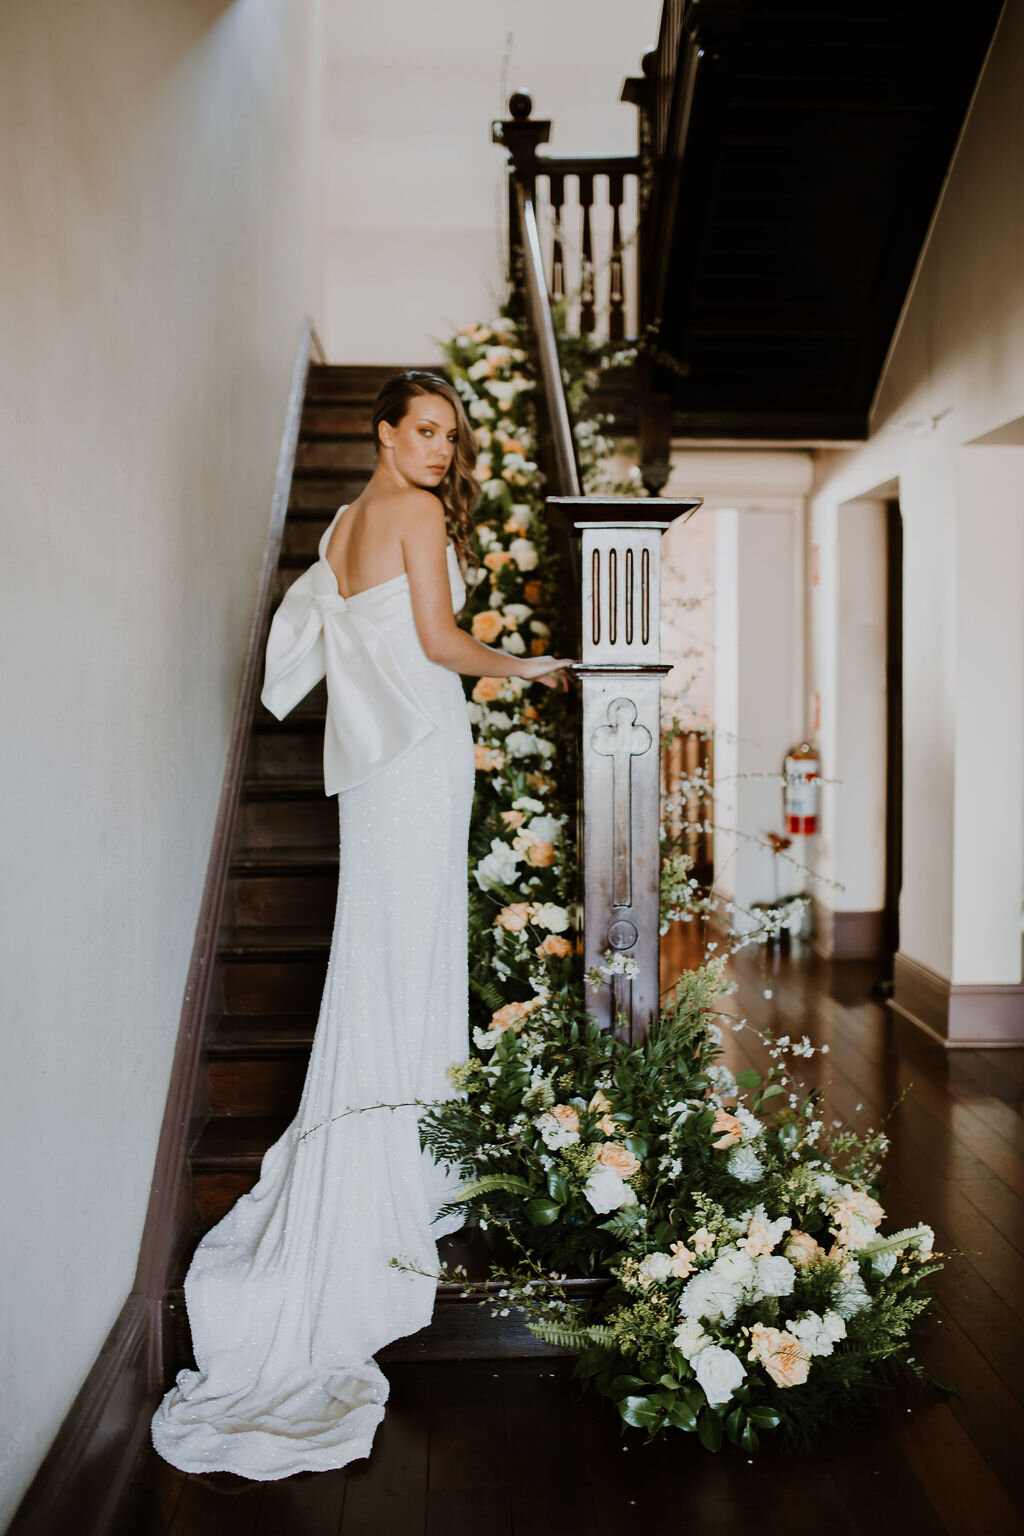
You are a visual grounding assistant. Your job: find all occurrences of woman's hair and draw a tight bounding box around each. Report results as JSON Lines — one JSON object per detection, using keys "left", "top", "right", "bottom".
{"left": 371, "top": 370, "right": 480, "bottom": 579}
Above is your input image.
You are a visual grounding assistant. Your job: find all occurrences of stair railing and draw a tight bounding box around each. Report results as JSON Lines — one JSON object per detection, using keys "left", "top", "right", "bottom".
{"left": 493, "top": 91, "right": 701, "bottom": 1046}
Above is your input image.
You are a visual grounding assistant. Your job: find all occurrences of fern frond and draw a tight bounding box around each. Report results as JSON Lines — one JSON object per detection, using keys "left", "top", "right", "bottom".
{"left": 454, "top": 1173, "right": 536, "bottom": 1202}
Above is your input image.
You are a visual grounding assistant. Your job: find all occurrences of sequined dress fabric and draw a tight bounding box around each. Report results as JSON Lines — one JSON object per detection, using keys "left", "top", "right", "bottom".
{"left": 151, "top": 507, "right": 473, "bottom": 1479}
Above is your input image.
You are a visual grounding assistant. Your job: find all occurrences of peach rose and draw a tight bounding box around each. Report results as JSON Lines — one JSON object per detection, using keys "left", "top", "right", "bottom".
{"left": 474, "top": 744, "right": 504, "bottom": 772}
{"left": 783, "top": 1230, "right": 825, "bottom": 1269}
{"left": 523, "top": 580, "right": 546, "bottom": 605}
{"left": 669, "top": 1241, "right": 695, "bottom": 1279}
{"left": 832, "top": 1189, "right": 885, "bottom": 1237}
{"left": 594, "top": 1142, "right": 641, "bottom": 1179}
{"left": 500, "top": 810, "right": 526, "bottom": 829}
{"left": 711, "top": 1108, "right": 743, "bottom": 1149}
{"left": 495, "top": 902, "right": 534, "bottom": 931}
{"left": 530, "top": 638, "right": 548, "bottom": 657}
{"left": 748, "top": 1324, "right": 811, "bottom": 1389}
{"left": 536, "top": 933, "right": 572, "bottom": 959}
{"left": 526, "top": 841, "right": 556, "bottom": 868}
{"left": 489, "top": 996, "right": 543, "bottom": 1032}
{"left": 550, "top": 1103, "right": 580, "bottom": 1134}
{"left": 483, "top": 550, "right": 514, "bottom": 573}
{"left": 472, "top": 611, "right": 505, "bottom": 643}
{"left": 472, "top": 676, "right": 504, "bottom": 703}
{"left": 587, "top": 1089, "right": 618, "bottom": 1135}
{"left": 473, "top": 461, "right": 492, "bottom": 483}
{"left": 526, "top": 772, "right": 552, "bottom": 793}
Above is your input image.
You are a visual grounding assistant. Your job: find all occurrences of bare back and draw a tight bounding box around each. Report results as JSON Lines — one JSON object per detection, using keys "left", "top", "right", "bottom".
{"left": 324, "top": 492, "right": 414, "bottom": 599}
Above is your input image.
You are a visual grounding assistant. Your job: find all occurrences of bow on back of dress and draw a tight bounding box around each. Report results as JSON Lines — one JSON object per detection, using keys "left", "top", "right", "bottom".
{"left": 261, "top": 530, "right": 437, "bottom": 796}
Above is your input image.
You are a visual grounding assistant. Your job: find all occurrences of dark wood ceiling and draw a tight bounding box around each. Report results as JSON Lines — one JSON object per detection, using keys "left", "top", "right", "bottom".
{"left": 652, "top": 0, "right": 1005, "bottom": 440}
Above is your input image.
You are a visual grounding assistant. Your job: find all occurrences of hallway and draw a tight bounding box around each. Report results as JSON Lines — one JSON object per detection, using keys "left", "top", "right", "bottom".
{"left": 112, "top": 939, "right": 1024, "bottom": 1535}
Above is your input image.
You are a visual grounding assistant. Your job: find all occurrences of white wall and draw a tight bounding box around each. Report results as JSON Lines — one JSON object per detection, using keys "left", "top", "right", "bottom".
{"left": 808, "top": 0, "right": 1024, "bottom": 990}
{"left": 0, "top": 0, "right": 322, "bottom": 1521}
{"left": 318, "top": 0, "right": 663, "bottom": 362}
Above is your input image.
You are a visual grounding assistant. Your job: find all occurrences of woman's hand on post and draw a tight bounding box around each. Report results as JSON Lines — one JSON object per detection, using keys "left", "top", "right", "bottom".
{"left": 513, "top": 655, "right": 578, "bottom": 691}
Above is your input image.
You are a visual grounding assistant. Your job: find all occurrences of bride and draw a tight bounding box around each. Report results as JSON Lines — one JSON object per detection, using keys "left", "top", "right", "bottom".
{"left": 150, "top": 370, "right": 573, "bottom": 1480}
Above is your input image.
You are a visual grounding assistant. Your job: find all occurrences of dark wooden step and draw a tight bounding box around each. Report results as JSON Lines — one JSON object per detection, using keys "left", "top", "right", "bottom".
{"left": 305, "top": 363, "right": 440, "bottom": 397}
{"left": 246, "top": 720, "right": 325, "bottom": 781}
{"left": 235, "top": 793, "right": 336, "bottom": 849}
{"left": 240, "top": 778, "right": 328, "bottom": 803}
{"left": 224, "top": 869, "right": 338, "bottom": 929}
{"left": 289, "top": 472, "right": 366, "bottom": 513}
{"left": 300, "top": 402, "right": 375, "bottom": 435}
{"left": 229, "top": 848, "right": 337, "bottom": 876}
{"left": 206, "top": 1014, "right": 313, "bottom": 1117}
{"left": 217, "top": 927, "right": 331, "bottom": 1014}
{"left": 295, "top": 439, "right": 376, "bottom": 473}
{"left": 283, "top": 516, "right": 332, "bottom": 558}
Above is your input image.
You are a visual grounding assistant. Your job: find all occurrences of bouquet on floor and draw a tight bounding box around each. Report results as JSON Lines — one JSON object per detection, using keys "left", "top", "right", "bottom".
{"left": 413, "top": 311, "right": 941, "bottom": 1454}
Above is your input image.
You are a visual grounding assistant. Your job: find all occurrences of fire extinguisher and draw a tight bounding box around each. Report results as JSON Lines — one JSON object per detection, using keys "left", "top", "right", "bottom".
{"left": 784, "top": 742, "right": 819, "bottom": 835}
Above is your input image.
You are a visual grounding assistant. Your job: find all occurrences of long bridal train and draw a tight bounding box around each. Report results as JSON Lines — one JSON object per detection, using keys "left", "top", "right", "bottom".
{"left": 151, "top": 507, "right": 473, "bottom": 1479}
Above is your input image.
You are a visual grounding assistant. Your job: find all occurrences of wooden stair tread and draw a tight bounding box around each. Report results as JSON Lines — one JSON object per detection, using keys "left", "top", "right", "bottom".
{"left": 251, "top": 713, "right": 326, "bottom": 732}
{"left": 190, "top": 1113, "right": 288, "bottom": 1166}
{"left": 217, "top": 925, "right": 333, "bottom": 958}
{"left": 208, "top": 1013, "right": 317, "bottom": 1055}
{"left": 229, "top": 846, "right": 337, "bottom": 874}
{"left": 240, "top": 777, "right": 326, "bottom": 801}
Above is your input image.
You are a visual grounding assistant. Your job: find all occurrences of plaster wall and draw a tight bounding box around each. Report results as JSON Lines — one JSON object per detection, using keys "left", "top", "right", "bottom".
{"left": 808, "top": 1, "right": 1024, "bottom": 985}
{"left": 318, "top": 0, "right": 663, "bottom": 363}
{"left": 0, "top": 0, "right": 322, "bottom": 1520}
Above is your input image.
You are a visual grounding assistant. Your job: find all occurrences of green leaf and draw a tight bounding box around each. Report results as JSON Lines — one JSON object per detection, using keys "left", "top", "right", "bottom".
{"left": 609, "top": 1374, "right": 649, "bottom": 1398}
{"left": 758, "top": 1084, "right": 785, "bottom": 1102}
{"left": 619, "top": 1395, "right": 661, "bottom": 1430}
{"left": 525, "top": 1197, "right": 561, "bottom": 1226}
{"left": 735, "top": 1069, "right": 763, "bottom": 1090}
{"left": 697, "top": 1408, "right": 723, "bottom": 1452}
{"left": 725, "top": 1407, "right": 744, "bottom": 1445}
{"left": 454, "top": 1174, "right": 534, "bottom": 1202}
{"left": 658, "top": 1373, "right": 680, "bottom": 1390}
{"left": 666, "top": 1402, "right": 698, "bottom": 1433}
{"left": 624, "top": 1133, "right": 649, "bottom": 1161}
{"left": 746, "top": 1406, "right": 781, "bottom": 1429}
{"left": 546, "top": 1169, "right": 569, "bottom": 1204}
{"left": 740, "top": 1422, "right": 760, "bottom": 1453}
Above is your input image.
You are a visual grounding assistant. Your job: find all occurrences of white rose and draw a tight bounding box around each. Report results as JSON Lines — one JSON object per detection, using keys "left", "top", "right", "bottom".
{"left": 475, "top": 523, "right": 498, "bottom": 550}
{"left": 508, "top": 502, "right": 533, "bottom": 530}
{"left": 637, "top": 1252, "right": 674, "bottom": 1287}
{"left": 473, "top": 838, "right": 522, "bottom": 892}
{"left": 583, "top": 1163, "right": 638, "bottom": 1215}
{"left": 672, "top": 1319, "right": 711, "bottom": 1361}
{"left": 501, "top": 631, "right": 526, "bottom": 655}
{"left": 508, "top": 537, "right": 539, "bottom": 572}
{"left": 512, "top": 796, "right": 545, "bottom": 813}
{"left": 505, "top": 730, "right": 542, "bottom": 758}
{"left": 467, "top": 358, "right": 491, "bottom": 380}
{"left": 533, "top": 903, "right": 570, "bottom": 933}
{"left": 502, "top": 603, "right": 533, "bottom": 628}
{"left": 695, "top": 1346, "right": 746, "bottom": 1408}
{"left": 489, "top": 588, "right": 505, "bottom": 608}
{"left": 753, "top": 1255, "right": 796, "bottom": 1298}
{"left": 527, "top": 815, "right": 561, "bottom": 843}
{"left": 484, "top": 710, "right": 513, "bottom": 730}
{"left": 529, "top": 620, "right": 551, "bottom": 638}
{"left": 469, "top": 398, "right": 495, "bottom": 421}
{"left": 467, "top": 701, "right": 485, "bottom": 725}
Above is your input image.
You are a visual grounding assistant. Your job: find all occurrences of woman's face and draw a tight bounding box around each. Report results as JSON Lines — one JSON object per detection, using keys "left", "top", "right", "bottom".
{"left": 379, "top": 393, "right": 458, "bottom": 488}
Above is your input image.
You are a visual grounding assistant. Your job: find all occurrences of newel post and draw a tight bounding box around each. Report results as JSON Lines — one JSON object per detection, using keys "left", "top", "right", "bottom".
{"left": 549, "top": 496, "right": 701, "bottom": 1045}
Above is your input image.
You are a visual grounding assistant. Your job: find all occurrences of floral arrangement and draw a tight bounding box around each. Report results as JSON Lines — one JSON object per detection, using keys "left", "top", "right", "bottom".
{"left": 397, "top": 311, "right": 943, "bottom": 1455}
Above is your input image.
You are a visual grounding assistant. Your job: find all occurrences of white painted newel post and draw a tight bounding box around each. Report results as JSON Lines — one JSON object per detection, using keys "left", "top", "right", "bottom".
{"left": 548, "top": 496, "right": 701, "bottom": 1045}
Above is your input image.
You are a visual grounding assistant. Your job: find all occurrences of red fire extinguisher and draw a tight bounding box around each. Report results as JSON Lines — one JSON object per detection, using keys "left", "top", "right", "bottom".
{"left": 784, "top": 743, "right": 819, "bottom": 835}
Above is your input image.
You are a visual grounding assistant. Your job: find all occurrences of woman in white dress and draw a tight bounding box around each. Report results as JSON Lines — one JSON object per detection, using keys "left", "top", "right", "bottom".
{"left": 150, "top": 371, "right": 572, "bottom": 1481}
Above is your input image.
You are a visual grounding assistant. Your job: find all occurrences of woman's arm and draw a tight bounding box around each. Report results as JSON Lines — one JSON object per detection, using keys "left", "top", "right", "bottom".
{"left": 400, "top": 491, "right": 574, "bottom": 684}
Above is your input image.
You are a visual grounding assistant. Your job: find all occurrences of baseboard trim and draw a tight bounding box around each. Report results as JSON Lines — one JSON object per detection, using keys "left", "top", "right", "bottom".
{"left": 890, "top": 949, "right": 1024, "bottom": 1047}
{"left": 6, "top": 1296, "right": 154, "bottom": 1536}
{"left": 7, "top": 320, "right": 318, "bottom": 1536}
{"left": 810, "top": 898, "right": 885, "bottom": 960}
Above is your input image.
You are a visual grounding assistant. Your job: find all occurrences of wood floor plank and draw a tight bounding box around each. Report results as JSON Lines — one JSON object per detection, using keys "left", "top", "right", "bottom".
{"left": 252, "top": 1467, "right": 347, "bottom": 1536}
{"left": 340, "top": 1365, "right": 430, "bottom": 1536}
{"left": 503, "top": 1360, "right": 602, "bottom": 1535}
{"left": 899, "top": 1399, "right": 1024, "bottom": 1536}
{"left": 169, "top": 1472, "right": 265, "bottom": 1535}
{"left": 426, "top": 1360, "right": 507, "bottom": 1490}
{"left": 427, "top": 1487, "right": 510, "bottom": 1535}
{"left": 108, "top": 1441, "right": 187, "bottom": 1536}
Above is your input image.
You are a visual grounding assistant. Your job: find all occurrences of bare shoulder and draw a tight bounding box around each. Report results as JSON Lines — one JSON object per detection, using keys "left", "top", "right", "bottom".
{"left": 391, "top": 489, "right": 448, "bottom": 548}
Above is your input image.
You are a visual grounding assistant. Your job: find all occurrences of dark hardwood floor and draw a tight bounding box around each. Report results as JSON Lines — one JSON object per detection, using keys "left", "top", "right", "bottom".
{"left": 113, "top": 934, "right": 1024, "bottom": 1535}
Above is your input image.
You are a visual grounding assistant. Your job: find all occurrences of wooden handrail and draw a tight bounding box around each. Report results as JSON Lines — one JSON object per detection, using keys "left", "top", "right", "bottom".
{"left": 514, "top": 180, "right": 581, "bottom": 497}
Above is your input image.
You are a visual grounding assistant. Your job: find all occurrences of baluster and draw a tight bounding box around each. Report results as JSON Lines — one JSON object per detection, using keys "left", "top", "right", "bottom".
{"left": 578, "top": 171, "right": 595, "bottom": 334}
{"left": 608, "top": 170, "right": 625, "bottom": 341}
{"left": 548, "top": 171, "right": 565, "bottom": 302}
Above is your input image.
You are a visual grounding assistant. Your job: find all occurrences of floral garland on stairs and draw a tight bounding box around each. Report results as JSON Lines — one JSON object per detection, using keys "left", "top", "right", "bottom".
{"left": 404, "top": 312, "right": 942, "bottom": 1455}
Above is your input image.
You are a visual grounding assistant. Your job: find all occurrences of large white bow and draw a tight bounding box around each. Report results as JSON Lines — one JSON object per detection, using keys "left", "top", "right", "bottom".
{"left": 260, "top": 557, "right": 436, "bottom": 795}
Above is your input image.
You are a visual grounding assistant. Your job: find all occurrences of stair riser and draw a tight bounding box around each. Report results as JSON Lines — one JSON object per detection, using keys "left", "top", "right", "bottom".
{"left": 225, "top": 874, "right": 338, "bottom": 928}
{"left": 207, "top": 1057, "right": 309, "bottom": 1118}
{"left": 222, "top": 958, "right": 328, "bottom": 1014}
{"left": 192, "top": 1169, "right": 258, "bottom": 1233}
{"left": 306, "top": 364, "right": 440, "bottom": 396}
{"left": 295, "top": 440, "right": 376, "bottom": 472}
{"left": 247, "top": 731, "right": 324, "bottom": 780}
{"left": 256, "top": 681, "right": 328, "bottom": 720}
{"left": 301, "top": 404, "right": 374, "bottom": 435}
{"left": 289, "top": 476, "right": 365, "bottom": 512}
{"left": 236, "top": 799, "right": 337, "bottom": 848}
{"left": 283, "top": 518, "right": 331, "bottom": 558}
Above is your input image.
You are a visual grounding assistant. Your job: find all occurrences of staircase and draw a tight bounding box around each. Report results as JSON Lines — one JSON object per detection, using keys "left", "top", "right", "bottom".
{"left": 166, "top": 364, "right": 575, "bottom": 1370}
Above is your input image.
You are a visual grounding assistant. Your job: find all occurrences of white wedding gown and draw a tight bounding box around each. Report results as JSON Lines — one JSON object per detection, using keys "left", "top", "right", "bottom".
{"left": 151, "top": 504, "right": 473, "bottom": 1479}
